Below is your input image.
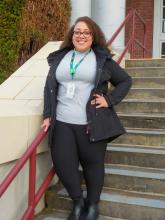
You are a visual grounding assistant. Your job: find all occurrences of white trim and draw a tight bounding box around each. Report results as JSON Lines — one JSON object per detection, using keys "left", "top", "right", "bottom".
{"left": 153, "top": 0, "right": 165, "bottom": 57}
{"left": 153, "top": 0, "right": 161, "bottom": 57}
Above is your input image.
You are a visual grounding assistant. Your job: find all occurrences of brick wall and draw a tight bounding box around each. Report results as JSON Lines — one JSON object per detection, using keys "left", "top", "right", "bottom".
{"left": 126, "top": 0, "right": 154, "bottom": 58}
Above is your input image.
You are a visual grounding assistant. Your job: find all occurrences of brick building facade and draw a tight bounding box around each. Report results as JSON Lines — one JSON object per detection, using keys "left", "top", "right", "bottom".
{"left": 126, "top": 0, "right": 154, "bottom": 58}
{"left": 126, "top": 0, "right": 165, "bottom": 58}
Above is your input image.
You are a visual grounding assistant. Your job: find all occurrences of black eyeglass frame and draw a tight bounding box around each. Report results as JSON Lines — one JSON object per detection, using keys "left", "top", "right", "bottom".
{"left": 73, "top": 30, "right": 92, "bottom": 38}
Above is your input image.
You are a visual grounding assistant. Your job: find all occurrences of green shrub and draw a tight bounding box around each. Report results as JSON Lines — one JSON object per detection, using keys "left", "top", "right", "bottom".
{"left": 0, "top": 0, "right": 25, "bottom": 83}
{"left": 0, "top": 0, "right": 71, "bottom": 84}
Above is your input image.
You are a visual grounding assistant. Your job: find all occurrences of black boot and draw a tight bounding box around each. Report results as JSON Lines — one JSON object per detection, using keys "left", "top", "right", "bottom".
{"left": 81, "top": 201, "right": 99, "bottom": 220}
{"left": 67, "top": 197, "right": 85, "bottom": 220}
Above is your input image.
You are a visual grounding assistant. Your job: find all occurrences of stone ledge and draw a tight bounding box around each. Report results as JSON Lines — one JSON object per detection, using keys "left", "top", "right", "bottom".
{"left": 0, "top": 41, "right": 62, "bottom": 164}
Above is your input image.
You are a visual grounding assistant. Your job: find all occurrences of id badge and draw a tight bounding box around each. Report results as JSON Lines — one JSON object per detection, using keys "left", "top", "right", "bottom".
{"left": 66, "top": 82, "right": 75, "bottom": 98}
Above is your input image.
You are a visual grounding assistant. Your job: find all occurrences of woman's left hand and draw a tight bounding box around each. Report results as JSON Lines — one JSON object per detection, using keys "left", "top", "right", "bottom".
{"left": 91, "top": 94, "right": 108, "bottom": 108}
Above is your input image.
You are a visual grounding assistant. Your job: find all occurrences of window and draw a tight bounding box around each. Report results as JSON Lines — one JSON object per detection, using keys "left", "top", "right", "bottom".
{"left": 161, "top": 42, "right": 165, "bottom": 58}
{"left": 162, "top": 0, "right": 165, "bottom": 32}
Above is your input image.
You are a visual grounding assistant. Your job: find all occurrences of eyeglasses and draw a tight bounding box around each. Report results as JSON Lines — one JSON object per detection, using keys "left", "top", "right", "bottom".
{"left": 73, "top": 31, "right": 92, "bottom": 38}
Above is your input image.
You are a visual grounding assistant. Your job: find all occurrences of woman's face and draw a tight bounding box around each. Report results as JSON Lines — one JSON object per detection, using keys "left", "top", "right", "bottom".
{"left": 72, "top": 21, "right": 93, "bottom": 52}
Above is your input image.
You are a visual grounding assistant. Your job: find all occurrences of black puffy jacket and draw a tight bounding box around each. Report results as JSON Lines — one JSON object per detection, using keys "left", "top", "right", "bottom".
{"left": 43, "top": 45, "right": 132, "bottom": 147}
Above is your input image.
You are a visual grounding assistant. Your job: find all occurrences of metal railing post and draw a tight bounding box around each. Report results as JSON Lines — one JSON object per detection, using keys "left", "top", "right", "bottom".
{"left": 131, "top": 10, "right": 135, "bottom": 58}
{"left": 28, "top": 149, "right": 37, "bottom": 220}
{"left": 143, "top": 24, "right": 147, "bottom": 58}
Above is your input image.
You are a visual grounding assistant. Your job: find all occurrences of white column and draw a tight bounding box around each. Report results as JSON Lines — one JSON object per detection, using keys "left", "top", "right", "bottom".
{"left": 91, "top": 0, "right": 126, "bottom": 49}
{"left": 70, "top": 0, "right": 91, "bottom": 25}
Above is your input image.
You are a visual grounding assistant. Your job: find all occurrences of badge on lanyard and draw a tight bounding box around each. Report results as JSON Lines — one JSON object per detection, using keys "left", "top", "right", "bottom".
{"left": 66, "top": 82, "right": 75, "bottom": 98}
{"left": 66, "top": 49, "right": 91, "bottom": 98}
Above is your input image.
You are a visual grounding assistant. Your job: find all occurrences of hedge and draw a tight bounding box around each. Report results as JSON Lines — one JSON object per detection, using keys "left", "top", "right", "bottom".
{"left": 0, "top": 0, "right": 71, "bottom": 84}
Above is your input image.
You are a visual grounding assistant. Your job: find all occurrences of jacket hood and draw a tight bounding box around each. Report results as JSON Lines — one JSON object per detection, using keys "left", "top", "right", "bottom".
{"left": 47, "top": 47, "right": 70, "bottom": 66}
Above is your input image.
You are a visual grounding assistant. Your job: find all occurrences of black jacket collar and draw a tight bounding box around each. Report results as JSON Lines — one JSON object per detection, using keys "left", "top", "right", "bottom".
{"left": 47, "top": 45, "right": 113, "bottom": 66}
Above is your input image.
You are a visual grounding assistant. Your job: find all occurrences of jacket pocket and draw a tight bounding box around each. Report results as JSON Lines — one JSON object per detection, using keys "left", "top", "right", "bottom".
{"left": 93, "top": 107, "right": 126, "bottom": 140}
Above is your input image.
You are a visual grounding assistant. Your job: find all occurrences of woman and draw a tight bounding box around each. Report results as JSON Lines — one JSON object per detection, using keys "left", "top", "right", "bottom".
{"left": 41, "top": 16, "right": 132, "bottom": 220}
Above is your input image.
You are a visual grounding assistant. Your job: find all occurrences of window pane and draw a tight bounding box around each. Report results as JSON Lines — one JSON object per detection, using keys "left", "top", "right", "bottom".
{"left": 161, "top": 42, "right": 165, "bottom": 55}
{"left": 164, "top": 0, "right": 165, "bottom": 6}
{"left": 162, "top": 20, "right": 165, "bottom": 32}
{"left": 163, "top": 7, "right": 165, "bottom": 19}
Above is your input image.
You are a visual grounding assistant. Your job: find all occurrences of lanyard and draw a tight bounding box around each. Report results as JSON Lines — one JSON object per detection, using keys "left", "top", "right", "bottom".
{"left": 70, "top": 49, "right": 91, "bottom": 80}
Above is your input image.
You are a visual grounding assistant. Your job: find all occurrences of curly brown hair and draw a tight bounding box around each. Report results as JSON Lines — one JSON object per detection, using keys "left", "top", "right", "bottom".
{"left": 60, "top": 16, "right": 107, "bottom": 49}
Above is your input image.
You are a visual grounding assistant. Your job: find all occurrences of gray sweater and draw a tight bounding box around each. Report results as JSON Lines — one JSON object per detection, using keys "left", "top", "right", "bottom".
{"left": 55, "top": 49, "right": 96, "bottom": 124}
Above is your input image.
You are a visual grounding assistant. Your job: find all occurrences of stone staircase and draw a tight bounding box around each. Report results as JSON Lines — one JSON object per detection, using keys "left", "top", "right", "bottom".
{"left": 36, "top": 59, "right": 165, "bottom": 220}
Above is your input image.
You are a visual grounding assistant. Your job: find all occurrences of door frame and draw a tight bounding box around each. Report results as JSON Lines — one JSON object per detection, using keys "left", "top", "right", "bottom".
{"left": 153, "top": 0, "right": 165, "bottom": 58}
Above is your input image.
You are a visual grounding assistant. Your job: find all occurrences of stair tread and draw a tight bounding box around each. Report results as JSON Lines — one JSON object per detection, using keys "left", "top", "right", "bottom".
{"left": 108, "top": 143, "right": 165, "bottom": 150}
{"left": 132, "top": 76, "right": 165, "bottom": 78}
{"left": 104, "top": 164, "right": 165, "bottom": 180}
{"left": 117, "top": 112, "right": 165, "bottom": 118}
{"left": 126, "top": 67, "right": 165, "bottom": 69}
{"left": 130, "top": 87, "right": 165, "bottom": 90}
{"left": 56, "top": 186, "right": 165, "bottom": 209}
{"left": 36, "top": 209, "right": 127, "bottom": 220}
{"left": 125, "top": 128, "right": 165, "bottom": 134}
{"left": 107, "top": 144, "right": 165, "bottom": 154}
{"left": 122, "top": 98, "right": 165, "bottom": 102}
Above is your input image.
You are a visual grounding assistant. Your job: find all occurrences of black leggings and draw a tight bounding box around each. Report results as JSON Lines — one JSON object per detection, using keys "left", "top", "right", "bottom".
{"left": 51, "top": 120, "right": 107, "bottom": 203}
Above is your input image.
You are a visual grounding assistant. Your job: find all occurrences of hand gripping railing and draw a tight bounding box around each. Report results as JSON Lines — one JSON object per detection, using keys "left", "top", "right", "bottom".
{"left": 107, "top": 8, "right": 147, "bottom": 63}
{"left": 0, "top": 127, "right": 55, "bottom": 220}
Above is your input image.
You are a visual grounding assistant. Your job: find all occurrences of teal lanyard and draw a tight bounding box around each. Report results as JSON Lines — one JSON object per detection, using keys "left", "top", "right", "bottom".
{"left": 70, "top": 49, "right": 91, "bottom": 80}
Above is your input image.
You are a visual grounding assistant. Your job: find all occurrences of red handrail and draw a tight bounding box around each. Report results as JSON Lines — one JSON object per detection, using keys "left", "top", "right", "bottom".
{"left": 107, "top": 9, "right": 147, "bottom": 63}
{"left": 0, "top": 127, "right": 55, "bottom": 220}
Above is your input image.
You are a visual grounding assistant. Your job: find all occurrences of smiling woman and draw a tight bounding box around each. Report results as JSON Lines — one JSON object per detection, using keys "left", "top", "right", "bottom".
{"left": 42, "top": 16, "right": 132, "bottom": 220}
{"left": 72, "top": 21, "right": 93, "bottom": 52}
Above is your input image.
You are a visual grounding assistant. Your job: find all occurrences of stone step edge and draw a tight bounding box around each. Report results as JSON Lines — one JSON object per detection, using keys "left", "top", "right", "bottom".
{"left": 56, "top": 187, "right": 165, "bottom": 209}
{"left": 125, "top": 128, "right": 165, "bottom": 135}
{"left": 104, "top": 164, "right": 165, "bottom": 180}
{"left": 79, "top": 163, "right": 165, "bottom": 180}
{"left": 102, "top": 187, "right": 165, "bottom": 202}
{"left": 121, "top": 98, "right": 165, "bottom": 102}
{"left": 125, "top": 67, "right": 165, "bottom": 69}
{"left": 130, "top": 87, "right": 165, "bottom": 90}
{"left": 108, "top": 143, "right": 165, "bottom": 151}
{"left": 36, "top": 208, "right": 129, "bottom": 220}
{"left": 117, "top": 112, "right": 165, "bottom": 118}
{"left": 132, "top": 76, "right": 165, "bottom": 78}
{"left": 107, "top": 145, "right": 165, "bottom": 154}
{"left": 126, "top": 58, "right": 164, "bottom": 60}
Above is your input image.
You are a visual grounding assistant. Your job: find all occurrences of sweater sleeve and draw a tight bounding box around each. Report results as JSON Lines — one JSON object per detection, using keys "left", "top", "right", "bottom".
{"left": 104, "top": 59, "right": 132, "bottom": 107}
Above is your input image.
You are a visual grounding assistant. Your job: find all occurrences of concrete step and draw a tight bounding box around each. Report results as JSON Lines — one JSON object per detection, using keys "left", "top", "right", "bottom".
{"left": 118, "top": 113, "right": 165, "bottom": 129}
{"left": 45, "top": 184, "right": 165, "bottom": 220}
{"left": 126, "top": 67, "right": 165, "bottom": 77}
{"left": 125, "top": 59, "right": 165, "bottom": 67}
{"left": 105, "top": 144, "right": 165, "bottom": 168}
{"left": 127, "top": 88, "right": 165, "bottom": 99}
{"left": 112, "top": 128, "right": 165, "bottom": 147}
{"left": 79, "top": 163, "right": 165, "bottom": 194}
{"left": 116, "top": 99, "right": 165, "bottom": 114}
{"left": 132, "top": 77, "right": 165, "bottom": 88}
{"left": 35, "top": 209, "right": 127, "bottom": 220}
{"left": 103, "top": 164, "right": 165, "bottom": 194}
